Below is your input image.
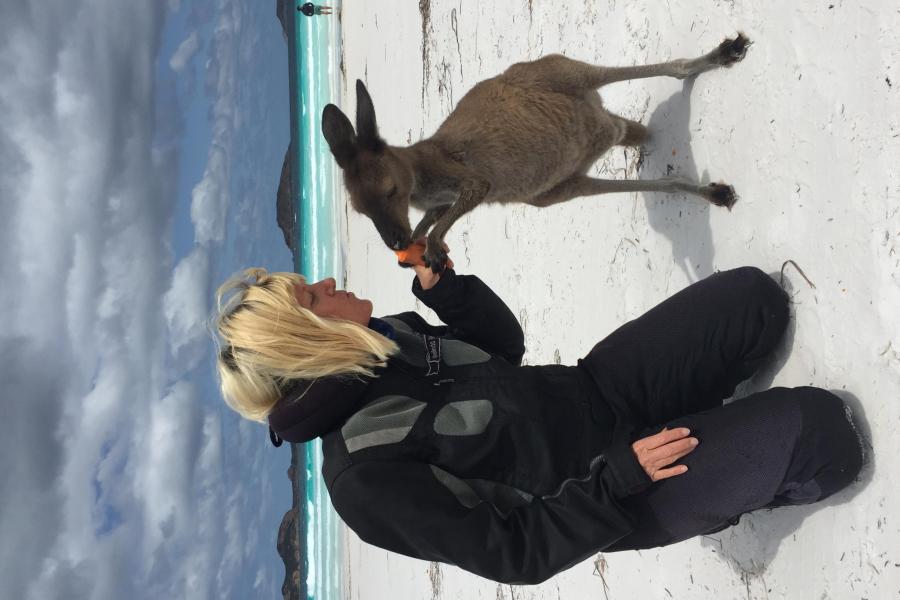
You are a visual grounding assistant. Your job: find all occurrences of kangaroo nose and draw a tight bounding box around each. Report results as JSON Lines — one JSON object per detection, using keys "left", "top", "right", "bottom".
{"left": 388, "top": 233, "right": 409, "bottom": 251}
{"left": 381, "top": 228, "right": 409, "bottom": 251}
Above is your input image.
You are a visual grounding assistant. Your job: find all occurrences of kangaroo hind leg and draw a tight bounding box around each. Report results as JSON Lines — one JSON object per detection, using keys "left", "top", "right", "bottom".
{"left": 506, "top": 34, "right": 751, "bottom": 94}
{"left": 527, "top": 174, "right": 737, "bottom": 209}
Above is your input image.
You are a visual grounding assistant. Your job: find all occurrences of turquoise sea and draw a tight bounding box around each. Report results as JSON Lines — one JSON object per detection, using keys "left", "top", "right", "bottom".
{"left": 287, "top": 4, "right": 343, "bottom": 600}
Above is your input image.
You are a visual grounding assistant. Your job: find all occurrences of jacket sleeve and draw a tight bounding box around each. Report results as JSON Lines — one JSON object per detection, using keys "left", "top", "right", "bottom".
{"left": 330, "top": 452, "right": 641, "bottom": 585}
{"left": 411, "top": 269, "right": 525, "bottom": 366}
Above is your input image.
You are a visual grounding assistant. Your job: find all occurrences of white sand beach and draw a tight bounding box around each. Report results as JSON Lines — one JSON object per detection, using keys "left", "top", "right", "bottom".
{"left": 336, "top": 2, "right": 900, "bottom": 598}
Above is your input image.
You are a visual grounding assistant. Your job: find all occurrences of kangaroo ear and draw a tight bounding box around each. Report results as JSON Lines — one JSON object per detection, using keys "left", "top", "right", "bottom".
{"left": 355, "top": 79, "right": 385, "bottom": 152}
{"left": 321, "top": 104, "right": 357, "bottom": 169}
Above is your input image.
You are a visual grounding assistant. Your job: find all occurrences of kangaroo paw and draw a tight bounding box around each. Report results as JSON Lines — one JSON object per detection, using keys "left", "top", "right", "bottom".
{"left": 707, "top": 183, "right": 738, "bottom": 210}
{"left": 423, "top": 243, "right": 449, "bottom": 274}
{"left": 716, "top": 33, "right": 751, "bottom": 67}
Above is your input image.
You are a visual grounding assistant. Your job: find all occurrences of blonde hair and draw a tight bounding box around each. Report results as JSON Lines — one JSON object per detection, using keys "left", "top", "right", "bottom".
{"left": 213, "top": 268, "right": 398, "bottom": 422}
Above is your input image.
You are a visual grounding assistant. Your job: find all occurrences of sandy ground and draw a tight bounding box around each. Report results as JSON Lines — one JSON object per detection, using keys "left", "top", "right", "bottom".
{"left": 335, "top": 2, "right": 900, "bottom": 598}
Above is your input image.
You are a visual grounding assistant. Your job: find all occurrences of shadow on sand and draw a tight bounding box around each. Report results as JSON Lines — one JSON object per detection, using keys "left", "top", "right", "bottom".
{"left": 639, "top": 79, "right": 717, "bottom": 282}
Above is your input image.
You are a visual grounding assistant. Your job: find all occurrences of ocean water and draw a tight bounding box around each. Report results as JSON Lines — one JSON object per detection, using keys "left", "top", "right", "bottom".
{"left": 288, "top": 4, "right": 343, "bottom": 600}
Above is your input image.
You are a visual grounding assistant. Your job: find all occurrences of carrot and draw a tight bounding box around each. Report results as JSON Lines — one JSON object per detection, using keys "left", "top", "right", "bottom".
{"left": 394, "top": 240, "right": 453, "bottom": 268}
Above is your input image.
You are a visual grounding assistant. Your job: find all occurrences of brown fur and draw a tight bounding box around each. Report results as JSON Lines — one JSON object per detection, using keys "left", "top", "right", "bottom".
{"left": 322, "top": 34, "right": 751, "bottom": 271}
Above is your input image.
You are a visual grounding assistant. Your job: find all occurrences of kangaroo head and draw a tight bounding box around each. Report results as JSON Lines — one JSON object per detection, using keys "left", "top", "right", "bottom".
{"left": 322, "top": 80, "right": 414, "bottom": 251}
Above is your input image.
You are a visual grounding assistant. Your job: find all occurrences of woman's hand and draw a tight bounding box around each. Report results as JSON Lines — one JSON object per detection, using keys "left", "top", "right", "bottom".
{"left": 632, "top": 427, "right": 699, "bottom": 482}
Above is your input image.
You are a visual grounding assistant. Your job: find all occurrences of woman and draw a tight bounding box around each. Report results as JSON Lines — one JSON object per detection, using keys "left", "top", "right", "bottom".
{"left": 214, "top": 261, "right": 863, "bottom": 584}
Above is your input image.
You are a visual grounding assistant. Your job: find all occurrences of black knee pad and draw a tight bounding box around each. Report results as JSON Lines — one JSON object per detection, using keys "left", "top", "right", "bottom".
{"left": 790, "top": 388, "right": 864, "bottom": 499}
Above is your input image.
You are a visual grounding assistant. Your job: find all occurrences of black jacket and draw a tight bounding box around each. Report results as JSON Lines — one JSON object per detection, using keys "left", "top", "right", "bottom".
{"left": 268, "top": 270, "right": 651, "bottom": 584}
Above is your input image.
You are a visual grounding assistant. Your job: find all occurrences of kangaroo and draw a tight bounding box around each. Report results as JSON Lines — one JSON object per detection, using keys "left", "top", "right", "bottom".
{"left": 322, "top": 34, "right": 750, "bottom": 272}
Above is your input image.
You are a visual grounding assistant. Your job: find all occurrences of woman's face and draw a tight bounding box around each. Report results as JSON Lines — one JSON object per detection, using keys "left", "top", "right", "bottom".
{"left": 293, "top": 278, "right": 373, "bottom": 325}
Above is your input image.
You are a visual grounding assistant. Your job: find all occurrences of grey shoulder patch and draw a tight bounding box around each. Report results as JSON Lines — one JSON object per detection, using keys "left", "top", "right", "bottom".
{"left": 434, "top": 399, "right": 493, "bottom": 436}
{"left": 430, "top": 465, "right": 482, "bottom": 508}
{"left": 341, "top": 395, "right": 426, "bottom": 453}
{"left": 441, "top": 339, "right": 491, "bottom": 366}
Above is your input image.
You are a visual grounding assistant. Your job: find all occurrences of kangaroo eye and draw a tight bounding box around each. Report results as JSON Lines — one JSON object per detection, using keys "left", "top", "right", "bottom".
{"left": 387, "top": 185, "right": 398, "bottom": 198}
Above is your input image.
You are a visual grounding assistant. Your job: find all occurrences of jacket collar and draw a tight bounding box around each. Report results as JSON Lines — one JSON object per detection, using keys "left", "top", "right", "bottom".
{"left": 266, "top": 317, "right": 394, "bottom": 445}
{"left": 367, "top": 316, "right": 396, "bottom": 340}
{"left": 267, "top": 375, "right": 370, "bottom": 445}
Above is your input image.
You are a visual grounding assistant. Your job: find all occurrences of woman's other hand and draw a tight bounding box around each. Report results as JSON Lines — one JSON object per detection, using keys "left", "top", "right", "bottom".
{"left": 631, "top": 427, "right": 699, "bottom": 482}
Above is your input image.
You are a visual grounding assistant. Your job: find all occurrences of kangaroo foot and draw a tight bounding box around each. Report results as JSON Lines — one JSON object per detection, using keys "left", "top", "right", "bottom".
{"left": 705, "top": 183, "right": 738, "bottom": 210}
{"left": 715, "top": 33, "right": 751, "bottom": 67}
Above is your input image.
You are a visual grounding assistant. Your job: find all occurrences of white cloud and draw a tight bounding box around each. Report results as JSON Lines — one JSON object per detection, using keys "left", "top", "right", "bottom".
{"left": 132, "top": 382, "right": 203, "bottom": 552}
{"left": 190, "top": 144, "right": 229, "bottom": 243}
{"left": 170, "top": 31, "right": 200, "bottom": 74}
{"left": 253, "top": 567, "right": 267, "bottom": 589}
{"left": 189, "top": 0, "right": 244, "bottom": 247}
{"left": 181, "top": 412, "right": 226, "bottom": 599}
{"left": 164, "top": 247, "right": 212, "bottom": 370}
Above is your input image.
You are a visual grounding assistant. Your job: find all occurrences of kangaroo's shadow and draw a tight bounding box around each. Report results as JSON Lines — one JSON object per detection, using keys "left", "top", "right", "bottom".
{"left": 640, "top": 79, "right": 715, "bottom": 282}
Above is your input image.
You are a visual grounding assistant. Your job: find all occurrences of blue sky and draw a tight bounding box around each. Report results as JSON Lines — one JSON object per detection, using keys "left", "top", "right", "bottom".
{"left": 0, "top": 0, "right": 296, "bottom": 598}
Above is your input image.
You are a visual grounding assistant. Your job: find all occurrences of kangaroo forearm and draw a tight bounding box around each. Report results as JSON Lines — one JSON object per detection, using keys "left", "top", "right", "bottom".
{"left": 428, "top": 179, "right": 491, "bottom": 241}
{"left": 411, "top": 206, "right": 450, "bottom": 240}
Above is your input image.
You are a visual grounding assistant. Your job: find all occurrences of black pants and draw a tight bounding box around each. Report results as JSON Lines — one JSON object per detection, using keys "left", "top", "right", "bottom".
{"left": 579, "top": 267, "right": 864, "bottom": 550}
